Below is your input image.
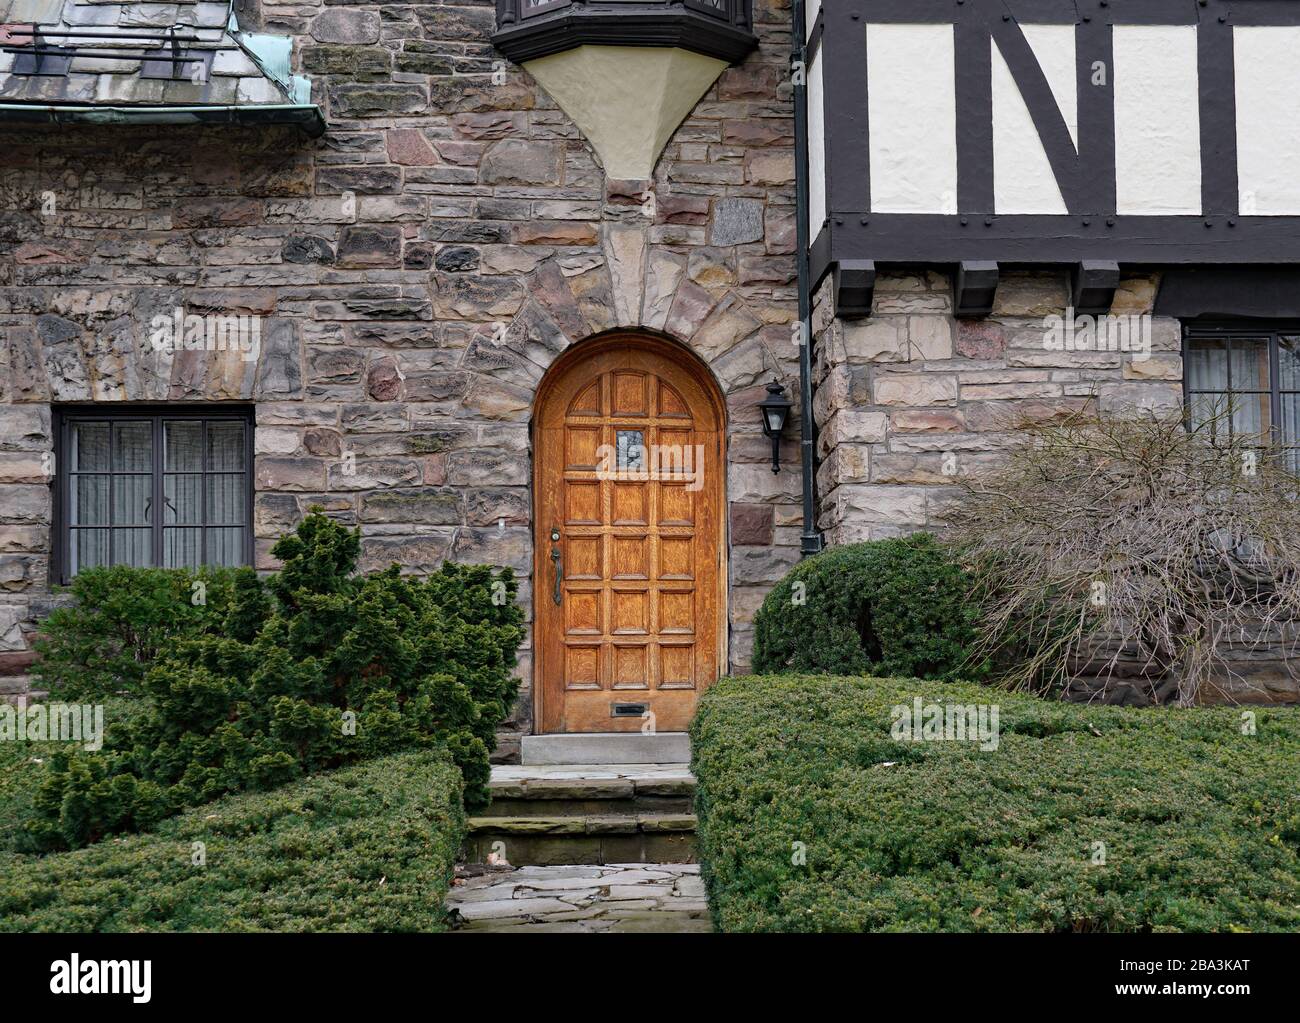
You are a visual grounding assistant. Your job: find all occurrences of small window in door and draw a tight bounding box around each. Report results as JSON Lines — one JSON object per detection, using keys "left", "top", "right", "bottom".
{"left": 616, "top": 430, "right": 646, "bottom": 472}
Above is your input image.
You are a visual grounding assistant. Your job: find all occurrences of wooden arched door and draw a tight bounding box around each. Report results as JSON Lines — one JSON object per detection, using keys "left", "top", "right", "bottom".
{"left": 533, "top": 335, "right": 726, "bottom": 734}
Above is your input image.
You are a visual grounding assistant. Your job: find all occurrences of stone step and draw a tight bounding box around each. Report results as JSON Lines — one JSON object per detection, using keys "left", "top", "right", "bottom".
{"left": 488, "top": 765, "right": 695, "bottom": 817}
{"left": 0, "top": 675, "right": 33, "bottom": 695}
{"left": 521, "top": 731, "right": 690, "bottom": 765}
{"left": 446, "top": 864, "right": 709, "bottom": 932}
{"left": 487, "top": 794, "right": 693, "bottom": 816}
{"left": 463, "top": 813, "right": 697, "bottom": 866}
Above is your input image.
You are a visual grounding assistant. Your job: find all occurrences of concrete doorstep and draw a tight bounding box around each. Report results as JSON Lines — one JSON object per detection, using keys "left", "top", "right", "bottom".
{"left": 520, "top": 732, "right": 691, "bottom": 766}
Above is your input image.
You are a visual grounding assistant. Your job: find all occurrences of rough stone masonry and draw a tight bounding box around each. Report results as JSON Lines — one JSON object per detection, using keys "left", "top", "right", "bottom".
{"left": 0, "top": 0, "right": 805, "bottom": 744}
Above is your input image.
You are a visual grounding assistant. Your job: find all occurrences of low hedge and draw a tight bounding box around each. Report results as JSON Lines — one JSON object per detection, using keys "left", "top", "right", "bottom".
{"left": 691, "top": 675, "right": 1300, "bottom": 932}
{"left": 751, "top": 536, "right": 981, "bottom": 680}
{"left": 0, "top": 698, "right": 147, "bottom": 853}
{"left": 0, "top": 751, "right": 464, "bottom": 932}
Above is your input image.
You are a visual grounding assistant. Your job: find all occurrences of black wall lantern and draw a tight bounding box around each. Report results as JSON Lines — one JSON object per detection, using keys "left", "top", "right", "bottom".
{"left": 758, "top": 381, "right": 793, "bottom": 474}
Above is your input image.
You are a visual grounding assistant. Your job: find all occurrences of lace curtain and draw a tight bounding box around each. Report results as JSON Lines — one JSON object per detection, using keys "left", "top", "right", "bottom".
{"left": 68, "top": 418, "right": 246, "bottom": 575}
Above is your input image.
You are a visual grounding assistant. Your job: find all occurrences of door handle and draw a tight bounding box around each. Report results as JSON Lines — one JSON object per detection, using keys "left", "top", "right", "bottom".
{"left": 550, "top": 528, "right": 563, "bottom": 605}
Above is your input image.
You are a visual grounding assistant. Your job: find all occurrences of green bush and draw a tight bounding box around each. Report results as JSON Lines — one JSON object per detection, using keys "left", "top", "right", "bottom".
{"left": 0, "top": 699, "right": 147, "bottom": 853}
{"left": 691, "top": 675, "right": 1300, "bottom": 932}
{"left": 33, "top": 566, "right": 243, "bottom": 700}
{"left": 0, "top": 751, "right": 464, "bottom": 932}
{"left": 25, "top": 511, "right": 524, "bottom": 850}
{"left": 751, "top": 535, "right": 981, "bottom": 679}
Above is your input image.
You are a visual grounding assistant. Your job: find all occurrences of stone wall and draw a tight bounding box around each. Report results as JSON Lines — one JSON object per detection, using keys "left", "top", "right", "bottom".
{"left": 0, "top": 1, "right": 804, "bottom": 740}
{"left": 811, "top": 269, "right": 1182, "bottom": 545}
{"left": 811, "top": 269, "right": 1300, "bottom": 705}
{"left": 1065, "top": 622, "right": 1300, "bottom": 707}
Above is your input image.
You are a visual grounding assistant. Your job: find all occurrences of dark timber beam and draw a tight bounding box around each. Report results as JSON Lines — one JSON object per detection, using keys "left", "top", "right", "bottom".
{"left": 1072, "top": 261, "right": 1121, "bottom": 317}
{"left": 832, "top": 260, "right": 876, "bottom": 319}
{"left": 954, "top": 261, "right": 999, "bottom": 318}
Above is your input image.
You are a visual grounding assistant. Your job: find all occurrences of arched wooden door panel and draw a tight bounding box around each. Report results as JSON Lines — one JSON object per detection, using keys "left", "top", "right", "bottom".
{"left": 533, "top": 336, "right": 726, "bottom": 734}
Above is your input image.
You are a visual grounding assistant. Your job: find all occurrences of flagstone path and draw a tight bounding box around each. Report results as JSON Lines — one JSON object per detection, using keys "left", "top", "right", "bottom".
{"left": 446, "top": 863, "right": 711, "bottom": 933}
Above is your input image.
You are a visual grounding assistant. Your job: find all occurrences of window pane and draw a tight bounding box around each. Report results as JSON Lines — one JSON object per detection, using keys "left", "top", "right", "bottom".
{"left": 71, "top": 475, "right": 110, "bottom": 526}
{"left": 1282, "top": 395, "right": 1300, "bottom": 448}
{"left": 1228, "top": 339, "right": 1270, "bottom": 392}
{"left": 113, "top": 528, "right": 151, "bottom": 567}
{"left": 1186, "top": 341, "right": 1227, "bottom": 391}
{"left": 112, "top": 475, "right": 151, "bottom": 526}
{"left": 207, "top": 474, "right": 245, "bottom": 525}
{"left": 1280, "top": 337, "right": 1300, "bottom": 391}
{"left": 71, "top": 423, "right": 110, "bottom": 471}
{"left": 165, "top": 421, "right": 203, "bottom": 472}
{"left": 208, "top": 421, "right": 245, "bottom": 472}
{"left": 1232, "top": 393, "right": 1271, "bottom": 438}
{"left": 207, "top": 528, "right": 244, "bottom": 567}
{"left": 164, "top": 474, "right": 202, "bottom": 525}
{"left": 112, "top": 422, "right": 152, "bottom": 472}
{"left": 164, "top": 527, "right": 202, "bottom": 568}
{"left": 64, "top": 413, "right": 251, "bottom": 577}
{"left": 71, "top": 530, "right": 109, "bottom": 573}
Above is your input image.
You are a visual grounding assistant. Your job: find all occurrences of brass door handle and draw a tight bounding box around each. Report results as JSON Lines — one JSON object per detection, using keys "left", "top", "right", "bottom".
{"left": 550, "top": 528, "right": 562, "bottom": 605}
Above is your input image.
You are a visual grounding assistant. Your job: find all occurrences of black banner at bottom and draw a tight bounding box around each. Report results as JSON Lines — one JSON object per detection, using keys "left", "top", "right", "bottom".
{"left": 0, "top": 932, "right": 1290, "bottom": 1011}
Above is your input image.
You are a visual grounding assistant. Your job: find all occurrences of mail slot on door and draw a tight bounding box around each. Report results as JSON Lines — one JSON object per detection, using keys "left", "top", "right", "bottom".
{"left": 610, "top": 702, "right": 648, "bottom": 718}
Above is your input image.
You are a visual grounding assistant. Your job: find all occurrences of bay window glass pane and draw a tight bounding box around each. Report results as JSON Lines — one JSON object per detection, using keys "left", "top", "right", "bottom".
{"left": 208, "top": 421, "right": 245, "bottom": 471}
{"left": 164, "top": 474, "right": 202, "bottom": 524}
{"left": 1185, "top": 341, "right": 1227, "bottom": 392}
{"left": 1232, "top": 393, "right": 1270, "bottom": 438}
{"left": 113, "top": 528, "right": 151, "bottom": 567}
{"left": 1281, "top": 338, "right": 1300, "bottom": 391}
{"left": 165, "top": 421, "right": 203, "bottom": 471}
{"left": 207, "top": 474, "right": 244, "bottom": 525}
{"left": 1228, "top": 339, "right": 1270, "bottom": 392}
{"left": 72, "top": 475, "right": 109, "bottom": 526}
{"left": 164, "top": 528, "right": 202, "bottom": 568}
{"left": 112, "top": 475, "right": 151, "bottom": 526}
{"left": 207, "top": 528, "right": 244, "bottom": 567}
{"left": 1282, "top": 394, "right": 1300, "bottom": 449}
{"left": 112, "top": 422, "right": 151, "bottom": 472}
{"left": 71, "top": 530, "right": 109, "bottom": 572}
{"left": 71, "top": 423, "right": 110, "bottom": 471}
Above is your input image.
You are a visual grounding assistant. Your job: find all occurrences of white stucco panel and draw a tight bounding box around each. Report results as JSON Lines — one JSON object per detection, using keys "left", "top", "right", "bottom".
{"left": 866, "top": 23, "right": 957, "bottom": 214}
{"left": 1235, "top": 26, "right": 1300, "bottom": 215}
{"left": 808, "top": 49, "right": 827, "bottom": 233}
{"left": 1113, "top": 25, "right": 1201, "bottom": 215}
{"left": 992, "top": 24, "right": 1076, "bottom": 214}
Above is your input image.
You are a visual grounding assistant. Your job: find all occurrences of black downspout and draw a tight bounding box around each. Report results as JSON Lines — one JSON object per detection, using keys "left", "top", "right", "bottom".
{"left": 791, "top": 0, "right": 823, "bottom": 557}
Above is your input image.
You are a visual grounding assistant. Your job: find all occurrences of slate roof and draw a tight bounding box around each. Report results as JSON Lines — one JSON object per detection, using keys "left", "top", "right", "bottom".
{"left": 0, "top": 0, "right": 323, "bottom": 133}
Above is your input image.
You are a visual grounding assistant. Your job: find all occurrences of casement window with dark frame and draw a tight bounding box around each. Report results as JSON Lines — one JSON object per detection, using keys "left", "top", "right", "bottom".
{"left": 54, "top": 408, "right": 254, "bottom": 582}
{"left": 1183, "top": 326, "right": 1300, "bottom": 473}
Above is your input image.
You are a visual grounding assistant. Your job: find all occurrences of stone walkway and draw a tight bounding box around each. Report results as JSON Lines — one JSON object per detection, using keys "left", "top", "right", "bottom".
{"left": 447, "top": 863, "right": 711, "bottom": 933}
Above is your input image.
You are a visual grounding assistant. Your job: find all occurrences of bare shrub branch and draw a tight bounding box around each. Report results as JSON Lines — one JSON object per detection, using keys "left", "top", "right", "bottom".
{"left": 948, "top": 406, "right": 1300, "bottom": 705}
